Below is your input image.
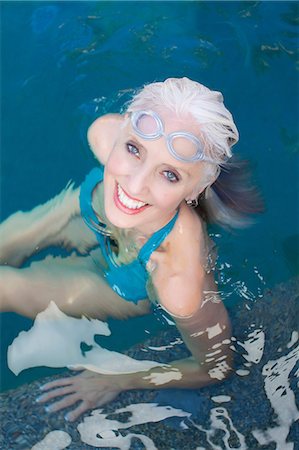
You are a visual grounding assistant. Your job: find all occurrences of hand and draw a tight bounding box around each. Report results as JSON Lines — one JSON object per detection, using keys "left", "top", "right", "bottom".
{"left": 36, "top": 370, "right": 122, "bottom": 422}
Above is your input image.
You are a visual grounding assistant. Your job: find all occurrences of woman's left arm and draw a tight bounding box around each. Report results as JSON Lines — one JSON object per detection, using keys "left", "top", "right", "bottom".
{"left": 37, "top": 274, "right": 232, "bottom": 422}
{"left": 117, "top": 271, "right": 233, "bottom": 390}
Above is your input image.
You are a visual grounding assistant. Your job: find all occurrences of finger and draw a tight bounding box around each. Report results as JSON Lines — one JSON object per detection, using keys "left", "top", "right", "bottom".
{"left": 65, "top": 392, "right": 119, "bottom": 422}
{"left": 37, "top": 385, "right": 76, "bottom": 404}
{"left": 45, "top": 393, "right": 80, "bottom": 413}
{"left": 65, "top": 392, "right": 112, "bottom": 422}
{"left": 65, "top": 401, "right": 90, "bottom": 422}
{"left": 40, "top": 377, "right": 74, "bottom": 392}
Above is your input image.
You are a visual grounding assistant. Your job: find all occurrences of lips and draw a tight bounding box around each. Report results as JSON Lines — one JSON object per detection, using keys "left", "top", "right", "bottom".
{"left": 114, "top": 183, "right": 150, "bottom": 215}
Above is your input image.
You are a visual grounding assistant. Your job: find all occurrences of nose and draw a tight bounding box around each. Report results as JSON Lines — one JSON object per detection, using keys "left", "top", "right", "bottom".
{"left": 126, "top": 165, "right": 151, "bottom": 198}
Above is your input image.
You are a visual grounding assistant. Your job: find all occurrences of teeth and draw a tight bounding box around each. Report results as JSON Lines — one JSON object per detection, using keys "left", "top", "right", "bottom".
{"left": 117, "top": 184, "right": 147, "bottom": 210}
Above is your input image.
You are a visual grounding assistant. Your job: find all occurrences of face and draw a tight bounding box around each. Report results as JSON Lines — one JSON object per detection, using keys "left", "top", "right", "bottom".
{"left": 103, "top": 110, "right": 210, "bottom": 234}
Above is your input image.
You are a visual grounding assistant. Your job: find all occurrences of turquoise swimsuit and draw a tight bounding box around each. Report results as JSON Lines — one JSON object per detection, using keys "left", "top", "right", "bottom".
{"left": 79, "top": 166, "right": 179, "bottom": 304}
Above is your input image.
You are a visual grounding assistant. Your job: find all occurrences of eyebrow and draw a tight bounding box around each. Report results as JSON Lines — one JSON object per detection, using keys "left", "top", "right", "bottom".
{"left": 127, "top": 134, "right": 191, "bottom": 177}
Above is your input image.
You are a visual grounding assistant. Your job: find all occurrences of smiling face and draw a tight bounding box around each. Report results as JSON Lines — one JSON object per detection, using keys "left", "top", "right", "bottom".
{"left": 103, "top": 110, "right": 214, "bottom": 234}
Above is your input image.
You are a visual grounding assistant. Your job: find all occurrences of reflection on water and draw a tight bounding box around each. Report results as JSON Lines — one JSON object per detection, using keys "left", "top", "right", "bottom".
{"left": 7, "top": 302, "right": 167, "bottom": 378}
{"left": 33, "top": 403, "right": 190, "bottom": 450}
{"left": 31, "top": 430, "right": 71, "bottom": 450}
{"left": 6, "top": 279, "right": 298, "bottom": 450}
{"left": 252, "top": 344, "right": 299, "bottom": 450}
{"left": 29, "top": 328, "right": 298, "bottom": 449}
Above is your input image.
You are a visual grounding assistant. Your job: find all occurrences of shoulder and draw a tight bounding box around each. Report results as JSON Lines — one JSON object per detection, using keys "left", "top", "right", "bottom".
{"left": 166, "top": 203, "right": 208, "bottom": 268}
{"left": 87, "top": 114, "right": 124, "bottom": 165}
{"left": 150, "top": 205, "right": 212, "bottom": 318}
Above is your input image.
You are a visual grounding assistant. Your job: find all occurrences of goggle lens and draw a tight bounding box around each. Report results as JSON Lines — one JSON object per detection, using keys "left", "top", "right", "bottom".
{"left": 132, "top": 111, "right": 162, "bottom": 138}
{"left": 170, "top": 134, "right": 201, "bottom": 162}
{"left": 131, "top": 110, "right": 213, "bottom": 163}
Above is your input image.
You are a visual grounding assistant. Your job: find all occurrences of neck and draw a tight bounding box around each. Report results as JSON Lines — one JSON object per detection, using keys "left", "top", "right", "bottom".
{"left": 133, "top": 209, "right": 178, "bottom": 237}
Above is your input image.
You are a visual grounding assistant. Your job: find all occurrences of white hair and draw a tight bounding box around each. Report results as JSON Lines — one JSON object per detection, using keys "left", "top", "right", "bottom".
{"left": 126, "top": 77, "right": 239, "bottom": 168}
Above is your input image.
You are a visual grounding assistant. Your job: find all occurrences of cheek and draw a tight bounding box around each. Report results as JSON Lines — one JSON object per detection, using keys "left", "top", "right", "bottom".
{"left": 151, "top": 187, "right": 185, "bottom": 210}
{"left": 105, "top": 151, "right": 127, "bottom": 177}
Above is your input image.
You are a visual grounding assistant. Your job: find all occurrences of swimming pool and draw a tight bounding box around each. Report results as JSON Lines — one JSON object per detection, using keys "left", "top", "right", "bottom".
{"left": 1, "top": 1, "right": 298, "bottom": 449}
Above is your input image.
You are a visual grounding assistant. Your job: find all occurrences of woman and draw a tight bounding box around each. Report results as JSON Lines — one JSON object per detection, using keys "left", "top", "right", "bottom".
{"left": 0, "top": 77, "right": 242, "bottom": 421}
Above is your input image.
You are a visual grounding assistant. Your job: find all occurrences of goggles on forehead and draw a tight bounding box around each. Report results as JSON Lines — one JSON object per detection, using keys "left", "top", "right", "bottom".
{"left": 130, "top": 110, "right": 217, "bottom": 164}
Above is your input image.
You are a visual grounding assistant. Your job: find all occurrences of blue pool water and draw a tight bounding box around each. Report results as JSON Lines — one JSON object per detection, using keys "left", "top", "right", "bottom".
{"left": 0, "top": 1, "right": 298, "bottom": 448}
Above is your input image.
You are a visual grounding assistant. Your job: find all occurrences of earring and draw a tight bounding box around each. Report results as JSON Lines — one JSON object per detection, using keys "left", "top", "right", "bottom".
{"left": 186, "top": 198, "right": 198, "bottom": 208}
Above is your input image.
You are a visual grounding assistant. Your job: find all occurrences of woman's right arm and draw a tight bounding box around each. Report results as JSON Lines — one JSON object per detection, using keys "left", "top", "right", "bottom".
{"left": 0, "top": 182, "right": 97, "bottom": 267}
{"left": 87, "top": 114, "right": 123, "bottom": 165}
{"left": 0, "top": 113, "right": 123, "bottom": 268}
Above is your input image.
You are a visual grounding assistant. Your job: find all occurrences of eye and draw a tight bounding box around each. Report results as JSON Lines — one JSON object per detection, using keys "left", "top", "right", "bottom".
{"left": 126, "top": 143, "right": 140, "bottom": 158}
{"left": 163, "top": 170, "right": 179, "bottom": 183}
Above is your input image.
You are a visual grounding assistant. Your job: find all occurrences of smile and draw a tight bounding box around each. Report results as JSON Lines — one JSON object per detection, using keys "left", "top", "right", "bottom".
{"left": 114, "top": 183, "right": 149, "bottom": 214}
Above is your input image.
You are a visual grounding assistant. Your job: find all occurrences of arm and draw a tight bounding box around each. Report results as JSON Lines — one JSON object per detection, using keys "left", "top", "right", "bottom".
{"left": 87, "top": 113, "right": 124, "bottom": 165}
{"left": 37, "top": 273, "right": 232, "bottom": 422}
{"left": 115, "top": 273, "right": 233, "bottom": 390}
{"left": 0, "top": 113, "right": 123, "bottom": 268}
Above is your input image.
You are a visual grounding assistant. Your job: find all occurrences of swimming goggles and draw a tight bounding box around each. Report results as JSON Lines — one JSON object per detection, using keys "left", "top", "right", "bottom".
{"left": 130, "top": 109, "right": 216, "bottom": 164}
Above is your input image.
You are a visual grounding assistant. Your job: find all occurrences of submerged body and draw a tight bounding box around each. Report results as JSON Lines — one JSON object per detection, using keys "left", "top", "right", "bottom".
{"left": 0, "top": 78, "right": 239, "bottom": 421}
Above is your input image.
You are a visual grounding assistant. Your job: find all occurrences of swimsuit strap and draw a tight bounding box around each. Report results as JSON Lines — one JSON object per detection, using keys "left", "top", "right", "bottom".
{"left": 80, "top": 166, "right": 115, "bottom": 267}
{"left": 138, "top": 210, "right": 179, "bottom": 266}
{"left": 80, "top": 166, "right": 121, "bottom": 269}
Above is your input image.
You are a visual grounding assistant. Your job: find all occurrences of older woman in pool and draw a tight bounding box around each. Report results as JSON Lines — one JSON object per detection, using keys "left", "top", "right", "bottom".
{"left": 0, "top": 77, "right": 241, "bottom": 421}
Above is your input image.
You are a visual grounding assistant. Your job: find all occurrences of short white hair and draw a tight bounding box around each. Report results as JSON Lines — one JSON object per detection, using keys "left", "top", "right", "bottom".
{"left": 126, "top": 77, "right": 239, "bottom": 168}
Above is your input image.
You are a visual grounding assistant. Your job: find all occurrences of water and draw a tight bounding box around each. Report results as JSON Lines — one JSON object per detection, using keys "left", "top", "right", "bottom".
{"left": 0, "top": 1, "right": 298, "bottom": 449}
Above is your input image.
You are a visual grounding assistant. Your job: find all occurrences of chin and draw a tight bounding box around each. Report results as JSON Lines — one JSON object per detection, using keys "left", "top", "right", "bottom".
{"left": 104, "top": 200, "right": 140, "bottom": 229}
{"left": 104, "top": 181, "right": 152, "bottom": 229}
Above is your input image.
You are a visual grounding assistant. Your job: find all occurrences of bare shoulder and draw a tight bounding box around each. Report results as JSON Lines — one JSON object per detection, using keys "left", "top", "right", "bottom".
{"left": 150, "top": 205, "right": 214, "bottom": 318}
{"left": 87, "top": 114, "right": 124, "bottom": 165}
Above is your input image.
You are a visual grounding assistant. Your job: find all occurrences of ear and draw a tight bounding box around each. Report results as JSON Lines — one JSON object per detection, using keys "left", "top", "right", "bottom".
{"left": 87, "top": 114, "right": 124, "bottom": 165}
